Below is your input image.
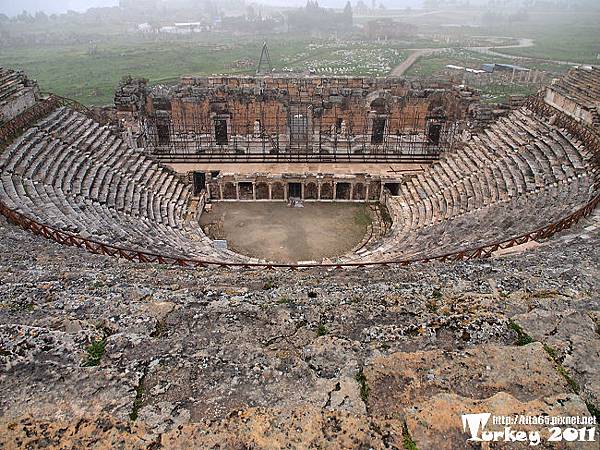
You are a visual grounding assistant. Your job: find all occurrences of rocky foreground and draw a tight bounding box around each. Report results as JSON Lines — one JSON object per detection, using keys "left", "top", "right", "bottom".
{"left": 0, "top": 214, "right": 599, "bottom": 449}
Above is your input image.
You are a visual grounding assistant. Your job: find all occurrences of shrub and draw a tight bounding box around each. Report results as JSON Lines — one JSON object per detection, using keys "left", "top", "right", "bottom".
{"left": 82, "top": 338, "right": 106, "bottom": 367}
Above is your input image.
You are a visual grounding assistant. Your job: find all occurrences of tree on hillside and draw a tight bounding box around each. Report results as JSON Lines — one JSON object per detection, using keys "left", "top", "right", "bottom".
{"left": 16, "top": 10, "right": 35, "bottom": 23}
{"left": 343, "top": 1, "right": 353, "bottom": 27}
{"left": 34, "top": 11, "right": 48, "bottom": 22}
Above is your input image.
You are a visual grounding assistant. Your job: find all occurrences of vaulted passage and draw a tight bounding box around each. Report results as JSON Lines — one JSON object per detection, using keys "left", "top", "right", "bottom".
{"left": 239, "top": 182, "right": 253, "bottom": 200}
{"left": 335, "top": 182, "right": 351, "bottom": 200}
{"left": 157, "top": 123, "right": 170, "bottom": 145}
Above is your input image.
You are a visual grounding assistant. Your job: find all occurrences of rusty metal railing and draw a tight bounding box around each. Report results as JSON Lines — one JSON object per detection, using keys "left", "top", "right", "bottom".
{"left": 0, "top": 190, "right": 598, "bottom": 270}
{"left": 39, "top": 92, "right": 91, "bottom": 111}
{"left": 0, "top": 95, "right": 598, "bottom": 270}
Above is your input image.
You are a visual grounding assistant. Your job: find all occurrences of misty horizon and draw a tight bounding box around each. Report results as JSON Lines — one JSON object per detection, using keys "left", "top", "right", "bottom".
{"left": 0, "top": 0, "right": 427, "bottom": 17}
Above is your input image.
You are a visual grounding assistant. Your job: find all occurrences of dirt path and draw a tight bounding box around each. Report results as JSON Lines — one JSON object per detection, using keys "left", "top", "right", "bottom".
{"left": 391, "top": 48, "right": 439, "bottom": 76}
{"left": 391, "top": 37, "right": 578, "bottom": 77}
{"left": 468, "top": 48, "right": 582, "bottom": 66}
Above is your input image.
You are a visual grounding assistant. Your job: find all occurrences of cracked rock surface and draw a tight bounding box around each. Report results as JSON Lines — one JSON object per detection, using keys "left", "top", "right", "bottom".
{"left": 0, "top": 214, "right": 599, "bottom": 448}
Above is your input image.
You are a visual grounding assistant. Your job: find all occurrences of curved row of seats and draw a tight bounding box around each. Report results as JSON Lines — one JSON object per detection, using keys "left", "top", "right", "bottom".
{"left": 345, "top": 106, "right": 596, "bottom": 262}
{"left": 0, "top": 107, "right": 248, "bottom": 262}
{"left": 0, "top": 104, "right": 596, "bottom": 266}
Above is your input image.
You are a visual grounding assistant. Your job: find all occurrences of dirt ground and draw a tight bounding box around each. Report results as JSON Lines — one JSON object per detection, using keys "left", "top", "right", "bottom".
{"left": 199, "top": 202, "right": 369, "bottom": 262}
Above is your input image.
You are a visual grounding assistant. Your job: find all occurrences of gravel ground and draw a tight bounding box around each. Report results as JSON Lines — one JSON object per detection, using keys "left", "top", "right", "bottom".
{"left": 0, "top": 214, "right": 598, "bottom": 449}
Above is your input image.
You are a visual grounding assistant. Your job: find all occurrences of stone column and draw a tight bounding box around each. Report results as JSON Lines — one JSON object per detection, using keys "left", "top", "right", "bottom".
{"left": 236, "top": 183, "right": 240, "bottom": 201}
{"left": 333, "top": 182, "right": 337, "bottom": 201}
{"left": 318, "top": 183, "right": 321, "bottom": 200}
{"left": 219, "top": 183, "right": 224, "bottom": 201}
{"left": 252, "top": 183, "right": 256, "bottom": 200}
{"left": 301, "top": 182, "right": 305, "bottom": 200}
{"left": 349, "top": 183, "right": 353, "bottom": 201}
{"left": 268, "top": 183, "right": 272, "bottom": 201}
{"left": 365, "top": 183, "right": 370, "bottom": 202}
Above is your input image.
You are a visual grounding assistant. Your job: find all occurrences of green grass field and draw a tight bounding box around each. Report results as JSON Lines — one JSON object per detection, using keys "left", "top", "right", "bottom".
{"left": 406, "top": 48, "right": 571, "bottom": 76}
{"left": 486, "top": 11, "right": 600, "bottom": 64}
{"left": 0, "top": 8, "right": 597, "bottom": 106}
{"left": 0, "top": 36, "right": 408, "bottom": 105}
{"left": 479, "top": 84, "right": 541, "bottom": 104}
{"left": 404, "top": 49, "right": 568, "bottom": 103}
{"left": 0, "top": 37, "right": 267, "bottom": 105}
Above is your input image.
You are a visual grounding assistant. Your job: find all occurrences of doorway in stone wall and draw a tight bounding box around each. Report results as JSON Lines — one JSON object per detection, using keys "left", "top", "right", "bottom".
{"left": 427, "top": 122, "right": 443, "bottom": 145}
{"left": 288, "top": 182, "right": 302, "bottom": 198}
{"left": 289, "top": 103, "right": 309, "bottom": 150}
{"left": 214, "top": 118, "right": 228, "bottom": 145}
{"left": 384, "top": 182, "right": 400, "bottom": 196}
{"left": 157, "top": 123, "right": 170, "bottom": 145}
{"left": 371, "top": 117, "right": 386, "bottom": 144}
{"left": 193, "top": 172, "right": 206, "bottom": 196}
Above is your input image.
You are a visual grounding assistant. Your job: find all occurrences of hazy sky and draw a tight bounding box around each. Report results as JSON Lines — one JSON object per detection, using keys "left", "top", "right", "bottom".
{"left": 0, "top": 0, "right": 424, "bottom": 17}
{"left": 257, "top": 1, "right": 424, "bottom": 7}
{"left": 259, "top": 0, "right": 420, "bottom": 4}
{"left": 1, "top": 0, "right": 118, "bottom": 17}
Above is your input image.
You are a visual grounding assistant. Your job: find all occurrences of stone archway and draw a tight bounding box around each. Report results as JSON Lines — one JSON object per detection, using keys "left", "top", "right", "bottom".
{"left": 368, "top": 95, "right": 390, "bottom": 145}
{"left": 272, "top": 182, "right": 285, "bottom": 200}
{"left": 336, "top": 183, "right": 351, "bottom": 200}
{"left": 239, "top": 182, "right": 253, "bottom": 200}
{"left": 320, "top": 182, "right": 333, "bottom": 200}
{"left": 223, "top": 182, "right": 237, "bottom": 199}
{"left": 365, "top": 90, "right": 393, "bottom": 112}
{"left": 353, "top": 183, "right": 366, "bottom": 200}
{"left": 305, "top": 182, "right": 318, "bottom": 200}
{"left": 256, "top": 182, "right": 269, "bottom": 200}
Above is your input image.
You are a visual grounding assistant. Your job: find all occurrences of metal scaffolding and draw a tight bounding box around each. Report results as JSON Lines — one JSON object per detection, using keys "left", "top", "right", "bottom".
{"left": 142, "top": 96, "right": 456, "bottom": 164}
